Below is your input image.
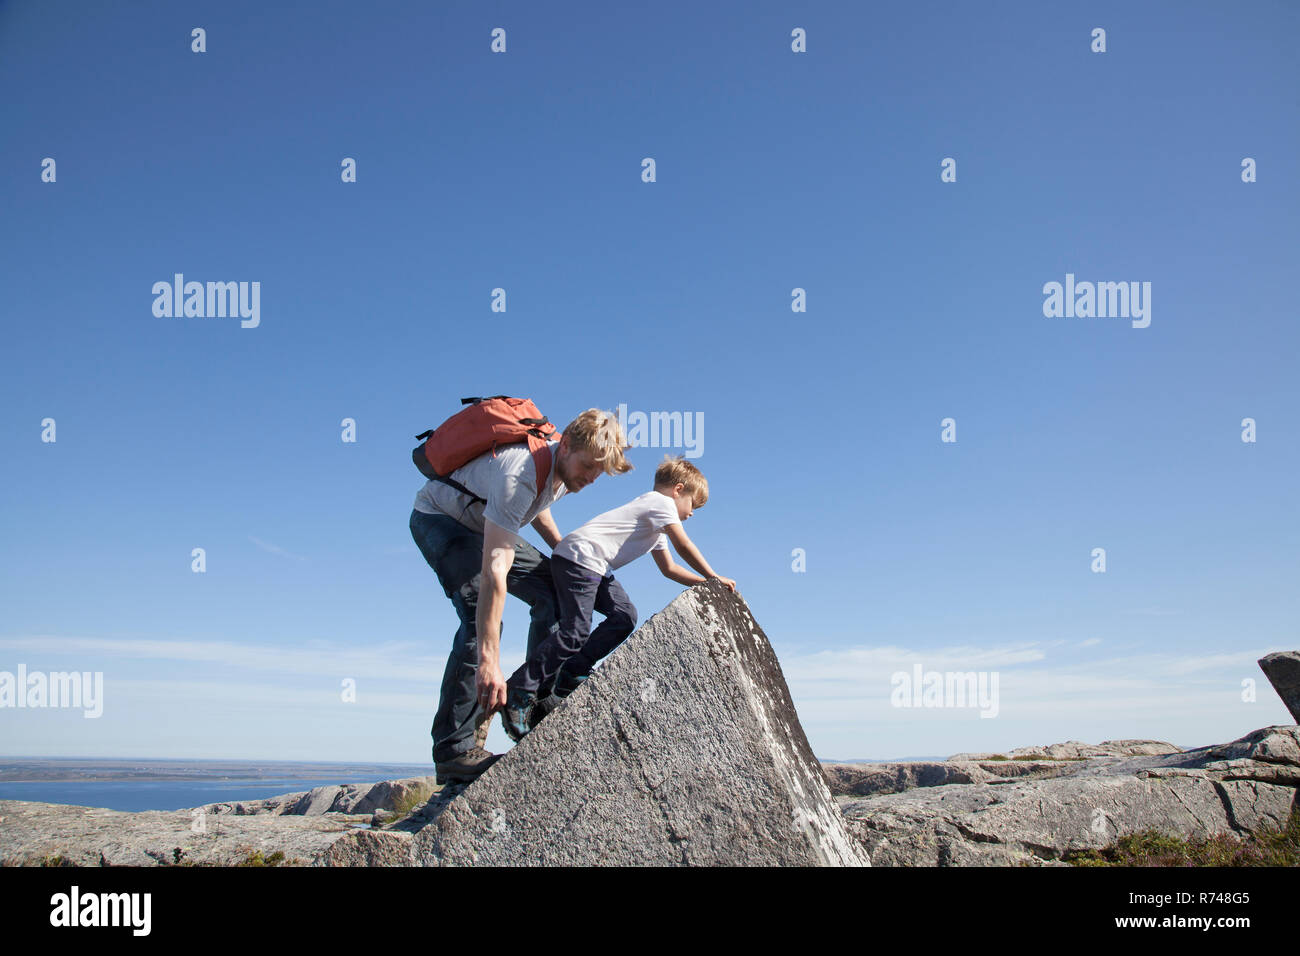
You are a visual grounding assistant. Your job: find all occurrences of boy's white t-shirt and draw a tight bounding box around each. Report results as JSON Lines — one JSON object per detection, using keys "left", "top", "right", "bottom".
{"left": 553, "top": 491, "right": 680, "bottom": 576}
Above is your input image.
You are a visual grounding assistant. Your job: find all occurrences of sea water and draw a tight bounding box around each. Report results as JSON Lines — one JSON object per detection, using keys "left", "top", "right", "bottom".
{"left": 0, "top": 775, "right": 413, "bottom": 813}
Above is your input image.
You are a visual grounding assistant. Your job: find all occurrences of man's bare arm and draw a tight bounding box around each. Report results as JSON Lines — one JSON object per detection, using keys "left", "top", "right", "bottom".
{"left": 530, "top": 509, "right": 563, "bottom": 549}
{"left": 476, "top": 519, "right": 517, "bottom": 712}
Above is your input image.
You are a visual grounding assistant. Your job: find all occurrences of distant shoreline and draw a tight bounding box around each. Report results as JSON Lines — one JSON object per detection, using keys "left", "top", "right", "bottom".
{"left": 0, "top": 776, "right": 422, "bottom": 783}
{"left": 0, "top": 757, "right": 432, "bottom": 784}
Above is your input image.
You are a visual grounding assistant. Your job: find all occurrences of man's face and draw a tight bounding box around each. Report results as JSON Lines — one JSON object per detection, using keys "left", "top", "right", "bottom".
{"left": 559, "top": 443, "right": 602, "bottom": 493}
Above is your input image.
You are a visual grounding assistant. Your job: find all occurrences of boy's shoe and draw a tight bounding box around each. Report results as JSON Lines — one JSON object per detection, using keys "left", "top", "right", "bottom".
{"left": 435, "top": 746, "right": 500, "bottom": 785}
{"left": 528, "top": 692, "right": 559, "bottom": 729}
{"left": 554, "top": 667, "right": 589, "bottom": 699}
{"left": 499, "top": 687, "right": 538, "bottom": 743}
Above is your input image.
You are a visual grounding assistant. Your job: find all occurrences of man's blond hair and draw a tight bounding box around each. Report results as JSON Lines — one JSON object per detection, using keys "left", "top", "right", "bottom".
{"left": 654, "top": 455, "right": 708, "bottom": 506}
{"left": 562, "top": 409, "right": 633, "bottom": 475}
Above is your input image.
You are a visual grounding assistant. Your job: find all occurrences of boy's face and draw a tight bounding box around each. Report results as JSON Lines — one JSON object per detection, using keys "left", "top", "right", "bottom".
{"left": 668, "top": 483, "right": 695, "bottom": 521}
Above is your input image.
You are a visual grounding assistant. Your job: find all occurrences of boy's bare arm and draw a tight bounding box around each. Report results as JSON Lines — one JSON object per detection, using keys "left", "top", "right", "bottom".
{"left": 664, "top": 524, "right": 736, "bottom": 591}
{"left": 652, "top": 546, "right": 705, "bottom": 585}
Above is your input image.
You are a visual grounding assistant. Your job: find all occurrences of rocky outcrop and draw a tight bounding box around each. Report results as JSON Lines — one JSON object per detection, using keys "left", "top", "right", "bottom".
{"left": 947, "top": 739, "right": 1181, "bottom": 761}
{"left": 0, "top": 800, "right": 412, "bottom": 867}
{"left": 411, "top": 580, "right": 868, "bottom": 866}
{"left": 836, "top": 726, "right": 1299, "bottom": 866}
{"left": 201, "top": 777, "right": 437, "bottom": 818}
{"left": 0, "top": 777, "right": 434, "bottom": 866}
{"left": 823, "top": 759, "right": 1064, "bottom": 797}
{"left": 1260, "top": 651, "right": 1300, "bottom": 723}
{"left": 0, "top": 780, "right": 436, "bottom": 868}
{"left": 821, "top": 740, "right": 1183, "bottom": 798}
{"left": 822, "top": 761, "right": 987, "bottom": 797}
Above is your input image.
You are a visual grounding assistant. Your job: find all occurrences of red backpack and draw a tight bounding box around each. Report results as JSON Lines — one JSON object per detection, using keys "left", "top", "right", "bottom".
{"left": 412, "top": 396, "right": 558, "bottom": 506}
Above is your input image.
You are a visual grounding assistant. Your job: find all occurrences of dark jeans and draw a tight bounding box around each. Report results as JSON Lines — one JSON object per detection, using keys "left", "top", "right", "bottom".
{"left": 409, "top": 509, "right": 559, "bottom": 762}
{"left": 508, "top": 554, "right": 638, "bottom": 695}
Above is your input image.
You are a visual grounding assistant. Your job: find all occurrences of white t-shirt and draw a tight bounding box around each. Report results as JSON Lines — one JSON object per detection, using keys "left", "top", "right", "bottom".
{"left": 412, "top": 440, "right": 566, "bottom": 536}
{"left": 553, "top": 491, "right": 681, "bottom": 576}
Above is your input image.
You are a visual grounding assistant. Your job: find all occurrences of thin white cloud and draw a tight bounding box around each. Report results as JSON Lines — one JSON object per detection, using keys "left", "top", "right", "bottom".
{"left": 249, "top": 536, "right": 308, "bottom": 561}
{"left": 776, "top": 641, "right": 1275, "bottom": 693}
{"left": 109, "top": 678, "right": 439, "bottom": 715}
{"left": 0, "top": 635, "right": 526, "bottom": 685}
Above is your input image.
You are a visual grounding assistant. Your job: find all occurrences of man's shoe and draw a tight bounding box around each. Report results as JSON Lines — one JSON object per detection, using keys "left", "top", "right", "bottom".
{"left": 435, "top": 746, "right": 500, "bottom": 785}
{"left": 500, "top": 687, "right": 537, "bottom": 743}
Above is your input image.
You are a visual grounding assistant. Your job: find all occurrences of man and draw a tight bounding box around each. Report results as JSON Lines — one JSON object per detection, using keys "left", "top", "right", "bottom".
{"left": 409, "top": 408, "right": 632, "bottom": 783}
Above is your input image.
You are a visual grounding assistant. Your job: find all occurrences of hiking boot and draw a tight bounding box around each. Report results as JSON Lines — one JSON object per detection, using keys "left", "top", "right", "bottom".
{"left": 499, "top": 687, "right": 537, "bottom": 743}
{"left": 554, "top": 667, "right": 589, "bottom": 699}
{"left": 435, "top": 746, "right": 500, "bottom": 785}
{"left": 528, "top": 692, "right": 559, "bottom": 729}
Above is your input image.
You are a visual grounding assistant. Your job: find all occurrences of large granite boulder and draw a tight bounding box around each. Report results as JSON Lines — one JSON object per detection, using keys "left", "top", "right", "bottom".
{"left": 411, "top": 579, "right": 869, "bottom": 866}
{"left": 1259, "top": 651, "right": 1300, "bottom": 723}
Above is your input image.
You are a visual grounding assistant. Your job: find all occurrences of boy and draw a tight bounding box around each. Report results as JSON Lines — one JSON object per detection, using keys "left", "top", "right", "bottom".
{"left": 499, "top": 455, "right": 736, "bottom": 741}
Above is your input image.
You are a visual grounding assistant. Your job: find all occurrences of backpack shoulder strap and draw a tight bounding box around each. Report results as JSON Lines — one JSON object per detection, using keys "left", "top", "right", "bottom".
{"left": 529, "top": 439, "right": 556, "bottom": 507}
{"left": 431, "top": 474, "right": 487, "bottom": 507}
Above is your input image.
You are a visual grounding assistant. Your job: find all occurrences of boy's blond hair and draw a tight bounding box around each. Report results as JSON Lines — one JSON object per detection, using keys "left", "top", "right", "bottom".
{"left": 562, "top": 409, "right": 634, "bottom": 475}
{"left": 654, "top": 455, "right": 708, "bottom": 506}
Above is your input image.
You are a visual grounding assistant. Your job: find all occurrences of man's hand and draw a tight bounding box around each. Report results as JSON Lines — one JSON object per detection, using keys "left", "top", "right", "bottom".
{"left": 477, "top": 659, "right": 508, "bottom": 713}
{"left": 475, "top": 519, "right": 517, "bottom": 712}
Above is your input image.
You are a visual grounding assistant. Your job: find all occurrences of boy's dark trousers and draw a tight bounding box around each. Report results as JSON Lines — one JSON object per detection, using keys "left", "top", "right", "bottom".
{"left": 409, "top": 509, "right": 560, "bottom": 763}
{"left": 508, "top": 553, "right": 638, "bottom": 695}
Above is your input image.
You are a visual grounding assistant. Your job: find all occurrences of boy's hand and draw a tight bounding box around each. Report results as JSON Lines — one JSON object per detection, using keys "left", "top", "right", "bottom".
{"left": 714, "top": 575, "right": 737, "bottom": 592}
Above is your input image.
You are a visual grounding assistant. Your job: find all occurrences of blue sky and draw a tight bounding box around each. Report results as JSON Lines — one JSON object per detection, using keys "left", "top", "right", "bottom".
{"left": 1, "top": 0, "right": 1296, "bottom": 764}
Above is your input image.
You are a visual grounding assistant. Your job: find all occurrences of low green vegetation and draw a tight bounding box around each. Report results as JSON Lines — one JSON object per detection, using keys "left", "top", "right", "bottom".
{"left": 983, "top": 754, "right": 1088, "bottom": 762}
{"left": 1066, "top": 808, "right": 1300, "bottom": 866}
{"left": 385, "top": 783, "right": 438, "bottom": 823}
{"left": 238, "top": 850, "right": 287, "bottom": 867}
